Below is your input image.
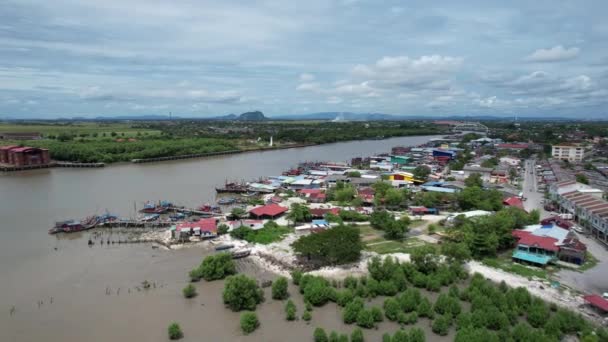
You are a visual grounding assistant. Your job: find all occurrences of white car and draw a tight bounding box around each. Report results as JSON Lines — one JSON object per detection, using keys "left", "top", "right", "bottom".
{"left": 572, "top": 226, "right": 584, "bottom": 234}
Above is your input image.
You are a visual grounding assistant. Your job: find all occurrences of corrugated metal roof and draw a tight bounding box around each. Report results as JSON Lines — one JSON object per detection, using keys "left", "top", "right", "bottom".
{"left": 512, "top": 250, "right": 552, "bottom": 265}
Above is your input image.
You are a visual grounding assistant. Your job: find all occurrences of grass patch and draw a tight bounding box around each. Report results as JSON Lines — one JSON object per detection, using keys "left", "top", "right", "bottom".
{"left": 365, "top": 238, "right": 428, "bottom": 254}
{"left": 482, "top": 257, "right": 549, "bottom": 279}
{"left": 409, "top": 219, "right": 427, "bottom": 228}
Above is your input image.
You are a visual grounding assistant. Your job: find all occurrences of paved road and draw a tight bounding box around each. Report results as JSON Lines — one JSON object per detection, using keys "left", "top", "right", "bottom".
{"left": 557, "top": 231, "right": 608, "bottom": 295}
{"left": 522, "top": 159, "right": 549, "bottom": 217}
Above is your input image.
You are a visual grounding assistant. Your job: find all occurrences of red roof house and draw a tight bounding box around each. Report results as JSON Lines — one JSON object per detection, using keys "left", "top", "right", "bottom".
{"left": 249, "top": 203, "right": 288, "bottom": 218}
{"left": 309, "top": 207, "right": 341, "bottom": 218}
{"left": 176, "top": 218, "right": 217, "bottom": 236}
{"left": 503, "top": 196, "right": 525, "bottom": 210}
{"left": 512, "top": 230, "right": 559, "bottom": 252}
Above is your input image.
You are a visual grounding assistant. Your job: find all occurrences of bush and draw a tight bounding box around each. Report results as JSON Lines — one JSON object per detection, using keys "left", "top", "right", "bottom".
{"left": 432, "top": 315, "right": 451, "bottom": 336}
{"left": 302, "top": 310, "right": 312, "bottom": 321}
{"left": 356, "top": 309, "right": 375, "bottom": 329}
{"left": 272, "top": 276, "right": 289, "bottom": 300}
{"left": 336, "top": 289, "right": 355, "bottom": 307}
{"left": 409, "top": 327, "right": 425, "bottom": 342}
{"left": 371, "top": 306, "right": 383, "bottom": 322}
{"left": 291, "top": 270, "right": 303, "bottom": 285}
{"left": 329, "top": 331, "right": 339, "bottom": 342}
{"left": 399, "top": 288, "right": 421, "bottom": 312}
{"left": 417, "top": 297, "right": 434, "bottom": 319}
{"left": 301, "top": 276, "right": 334, "bottom": 306}
{"left": 217, "top": 224, "right": 229, "bottom": 235}
{"left": 343, "top": 297, "right": 364, "bottom": 324}
{"left": 351, "top": 328, "right": 365, "bottom": 342}
{"left": 344, "top": 276, "right": 358, "bottom": 289}
{"left": 392, "top": 330, "right": 408, "bottom": 342}
{"left": 314, "top": 327, "right": 329, "bottom": 342}
{"left": 222, "top": 275, "right": 264, "bottom": 311}
{"left": 168, "top": 322, "right": 183, "bottom": 340}
{"left": 240, "top": 312, "right": 259, "bottom": 334}
{"left": 192, "top": 253, "right": 236, "bottom": 281}
{"left": 285, "top": 300, "right": 297, "bottom": 321}
{"left": 384, "top": 297, "right": 401, "bottom": 321}
{"left": 182, "top": 284, "right": 197, "bottom": 298}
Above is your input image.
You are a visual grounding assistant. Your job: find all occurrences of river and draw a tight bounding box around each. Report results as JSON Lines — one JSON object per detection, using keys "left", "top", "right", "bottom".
{"left": 0, "top": 135, "right": 450, "bottom": 342}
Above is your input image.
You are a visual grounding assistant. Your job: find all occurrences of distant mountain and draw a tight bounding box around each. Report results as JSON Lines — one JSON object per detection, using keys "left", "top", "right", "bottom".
{"left": 273, "top": 112, "right": 399, "bottom": 121}
{"left": 237, "top": 111, "right": 267, "bottom": 121}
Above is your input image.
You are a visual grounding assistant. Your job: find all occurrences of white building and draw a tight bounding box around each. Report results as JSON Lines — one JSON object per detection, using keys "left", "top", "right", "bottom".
{"left": 551, "top": 144, "right": 588, "bottom": 163}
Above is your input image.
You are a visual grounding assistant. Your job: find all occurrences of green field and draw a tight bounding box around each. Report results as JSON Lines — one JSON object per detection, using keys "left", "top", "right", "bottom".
{"left": 0, "top": 122, "right": 161, "bottom": 137}
{"left": 358, "top": 225, "right": 432, "bottom": 254}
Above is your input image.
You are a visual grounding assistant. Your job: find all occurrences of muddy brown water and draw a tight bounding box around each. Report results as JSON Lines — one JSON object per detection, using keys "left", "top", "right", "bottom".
{"left": 0, "top": 135, "right": 453, "bottom": 341}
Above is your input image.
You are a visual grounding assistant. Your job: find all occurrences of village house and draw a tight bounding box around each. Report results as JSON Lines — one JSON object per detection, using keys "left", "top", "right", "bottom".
{"left": 512, "top": 224, "right": 586, "bottom": 266}
{"left": 298, "top": 189, "right": 326, "bottom": 203}
{"left": 173, "top": 218, "right": 217, "bottom": 239}
{"left": 249, "top": 203, "right": 288, "bottom": 219}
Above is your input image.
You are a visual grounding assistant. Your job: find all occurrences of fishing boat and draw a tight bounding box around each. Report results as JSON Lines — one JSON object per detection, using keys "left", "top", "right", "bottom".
{"left": 197, "top": 204, "right": 222, "bottom": 215}
{"left": 217, "top": 197, "right": 236, "bottom": 205}
{"left": 140, "top": 201, "right": 170, "bottom": 214}
{"left": 231, "top": 249, "right": 251, "bottom": 259}
{"left": 215, "top": 244, "right": 235, "bottom": 251}
{"left": 139, "top": 214, "right": 160, "bottom": 222}
{"left": 215, "top": 182, "right": 248, "bottom": 194}
{"left": 49, "top": 215, "right": 99, "bottom": 234}
{"left": 241, "top": 191, "right": 259, "bottom": 197}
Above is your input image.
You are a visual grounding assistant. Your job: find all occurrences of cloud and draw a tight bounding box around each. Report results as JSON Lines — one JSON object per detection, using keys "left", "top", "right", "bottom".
{"left": 524, "top": 45, "right": 580, "bottom": 62}
{"left": 80, "top": 86, "right": 245, "bottom": 104}
{"left": 299, "top": 73, "right": 315, "bottom": 82}
{"left": 326, "top": 96, "right": 343, "bottom": 104}
{"left": 351, "top": 55, "right": 462, "bottom": 89}
{"left": 296, "top": 82, "right": 321, "bottom": 92}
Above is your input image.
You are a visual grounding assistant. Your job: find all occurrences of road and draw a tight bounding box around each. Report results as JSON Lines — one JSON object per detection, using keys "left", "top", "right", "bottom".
{"left": 522, "top": 159, "right": 549, "bottom": 216}
{"left": 520, "top": 159, "right": 608, "bottom": 294}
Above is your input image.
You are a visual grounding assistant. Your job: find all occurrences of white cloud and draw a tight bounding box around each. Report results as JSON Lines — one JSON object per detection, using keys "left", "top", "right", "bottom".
{"left": 326, "top": 96, "right": 343, "bottom": 104}
{"left": 351, "top": 55, "right": 462, "bottom": 89}
{"left": 524, "top": 45, "right": 580, "bottom": 62}
{"left": 299, "top": 73, "right": 315, "bottom": 82}
{"left": 296, "top": 82, "right": 321, "bottom": 92}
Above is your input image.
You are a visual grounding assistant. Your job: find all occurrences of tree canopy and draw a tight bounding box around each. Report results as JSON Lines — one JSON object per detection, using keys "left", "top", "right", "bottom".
{"left": 292, "top": 225, "right": 362, "bottom": 266}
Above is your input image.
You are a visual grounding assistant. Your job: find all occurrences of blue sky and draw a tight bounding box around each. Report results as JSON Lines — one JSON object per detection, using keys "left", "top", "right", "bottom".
{"left": 1, "top": 0, "right": 607, "bottom": 118}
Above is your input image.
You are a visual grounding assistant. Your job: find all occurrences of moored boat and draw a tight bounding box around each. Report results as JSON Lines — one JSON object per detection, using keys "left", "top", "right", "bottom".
{"left": 231, "top": 249, "right": 251, "bottom": 259}
{"left": 215, "top": 244, "right": 235, "bottom": 251}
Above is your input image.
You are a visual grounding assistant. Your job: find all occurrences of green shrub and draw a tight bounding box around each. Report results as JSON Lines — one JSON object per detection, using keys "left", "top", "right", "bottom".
{"left": 302, "top": 310, "right": 312, "bottom": 321}
{"left": 371, "top": 306, "right": 384, "bottom": 322}
{"left": 291, "top": 270, "right": 303, "bottom": 285}
{"left": 240, "top": 312, "right": 259, "bottom": 334}
{"left": 383, "top": 297, "right": 401, "bottom": 321}
{"left": 409, "top": 327, "right": 425, "bottom": 342}
{"left": 329, "top": 331, "right": 339, "bottom": 342}
{"left": 193, "top": 253, "right": 236, "bottom": 281}
{"left": 351, "top": 328, "right": 365, "bottom": 342}
{"left": 168, "top": 322, "right": 183, "bottom": 340}
{"left": 432, "top": 315, "right": 451, "bottom": 336}
{"left": 285, "top": 300, "right": 297, "bottom": 321}
{"left": 343, "top": 297, "right": 364, "bottom": 324}
{"left": 356, "top": 309, "right": 375, "bottom": 329}
{"left": 314, "top": 327, "right": 329, "bottom": 342}
{"left": 272, "top": 276, "right": 289, "bottom": 300}
{"left": 182, "top": 284, "right": 197, "bottom": 298}
{"left": 222, "top": 274, "right": 264, "bottom": 311}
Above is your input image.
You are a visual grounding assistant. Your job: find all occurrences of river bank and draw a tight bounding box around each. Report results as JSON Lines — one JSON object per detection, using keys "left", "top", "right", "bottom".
{"left": 1, "top": 135, "right": 441, "bottom": 342}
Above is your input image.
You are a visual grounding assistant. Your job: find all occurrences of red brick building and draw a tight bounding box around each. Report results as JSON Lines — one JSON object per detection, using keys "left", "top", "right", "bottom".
{"left": 0, "top": 146, "right": 50, "bottom": 166}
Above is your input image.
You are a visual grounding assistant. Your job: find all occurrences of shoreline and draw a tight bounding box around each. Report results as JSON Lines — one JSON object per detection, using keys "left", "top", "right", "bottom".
{"left": 1, "top": 133, "right": 444, "bottom": 172}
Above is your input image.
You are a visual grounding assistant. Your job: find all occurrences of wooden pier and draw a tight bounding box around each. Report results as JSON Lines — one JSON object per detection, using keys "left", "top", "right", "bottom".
{"left": 1, "top": 161, "right": 105, "bottom": 172}
{"left": 97, "top": 221, "right": 174, "bottom": 229}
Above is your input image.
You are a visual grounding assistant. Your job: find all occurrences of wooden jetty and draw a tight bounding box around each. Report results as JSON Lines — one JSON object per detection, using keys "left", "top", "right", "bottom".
{"left": 1, "top": 161, "right": 105, "bottom": 172}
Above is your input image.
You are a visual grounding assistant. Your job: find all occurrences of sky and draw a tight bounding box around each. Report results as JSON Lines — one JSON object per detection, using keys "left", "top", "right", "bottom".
{"left": 1, "top": 0, "right": 607, "bottom": 119}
